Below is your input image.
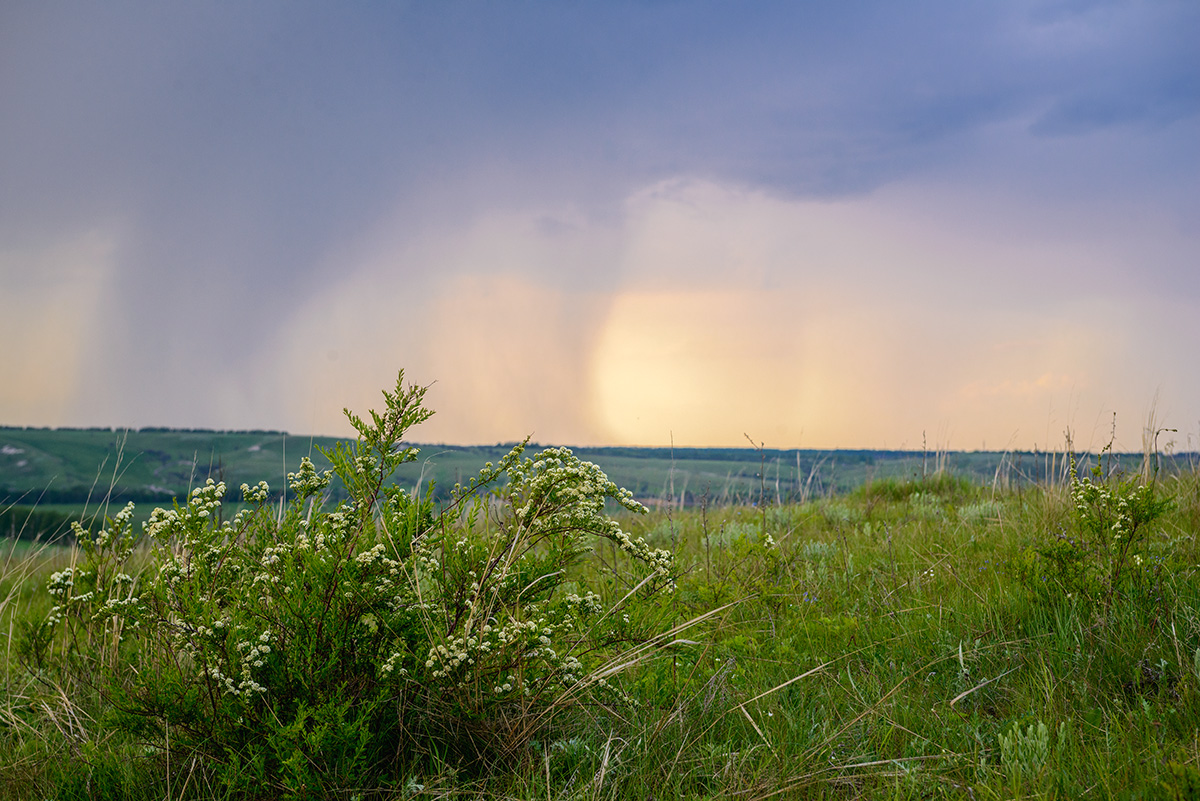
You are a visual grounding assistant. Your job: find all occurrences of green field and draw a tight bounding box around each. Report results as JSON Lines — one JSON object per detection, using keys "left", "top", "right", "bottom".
{"left": 5, "top": 424, "right": 1191, "bottom": 539}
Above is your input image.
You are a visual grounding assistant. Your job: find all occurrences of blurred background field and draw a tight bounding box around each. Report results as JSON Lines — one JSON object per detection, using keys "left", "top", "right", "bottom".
{"left": 5, "top": 425, "right": 1196, "bottom": 541}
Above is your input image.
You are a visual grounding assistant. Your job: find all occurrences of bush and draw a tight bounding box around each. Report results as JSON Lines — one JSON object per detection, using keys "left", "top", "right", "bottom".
{"left": 38, "top": 372, "right": 676, "bottom": 797}
{"left": 1023, "top": 450, "right": 1173, "bottom": 609}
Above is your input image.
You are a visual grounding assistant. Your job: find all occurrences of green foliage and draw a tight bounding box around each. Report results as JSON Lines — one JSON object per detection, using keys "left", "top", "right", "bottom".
{"left": 9, "top": 402, "right": 1200, "bottom": 799}
{"left": 854, "top": 472, "right": 975, "bottom": 505}
{"left": 32, "top": 372, "right": 674, "bottom": 797}
{"left": 1164, "top": 762, "right": 1200, "bottom": 801}
{"left": 1024, "top": 451, "right": 1174, "bottom": 609}
{"left": 998, "top": 719, "right": 1067, "bottom": 792}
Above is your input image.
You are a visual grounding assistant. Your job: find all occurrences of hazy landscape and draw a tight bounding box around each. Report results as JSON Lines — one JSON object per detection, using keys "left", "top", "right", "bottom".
{"left": 4, "top": 2, "right": 1198, "bottom": 798}
{"left": 5, "top": 423, "right": 1191, "bottom": 540}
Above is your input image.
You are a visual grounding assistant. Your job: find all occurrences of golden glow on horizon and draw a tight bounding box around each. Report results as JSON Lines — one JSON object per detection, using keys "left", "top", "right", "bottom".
{"left": 111, "top": 177, "right": 1196, "bottom": 452}
{"left": 4, "top": 178, "right": 1185, "bottom": 453}
{"left": 419, "top": 274, "right": 607, "bottom": 444}
{"left": 591, "top": 290, "right": 811, "bottom": 446}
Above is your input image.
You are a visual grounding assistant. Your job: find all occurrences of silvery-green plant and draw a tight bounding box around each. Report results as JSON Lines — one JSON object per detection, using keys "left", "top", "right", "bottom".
{"left": 998, "top": 719, "right": 1065, "bottom": 791}
{"left": 37, "top": 371, "right": 676, "bottom": 797}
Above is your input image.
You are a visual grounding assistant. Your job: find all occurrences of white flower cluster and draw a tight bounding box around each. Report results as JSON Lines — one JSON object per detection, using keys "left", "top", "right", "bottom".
{"left": 559, "top": 655, "right": 583, "bottom": 686}
{"left": 188, "top": 478, "right": 226, "bottom": 520}
{"left": 203, "top": 663, "right": 267, "bottom": 697}
{"left": 423, "top": 603, "right": 597, "bottom": 697}
{"left": 563, "top": 591, "right": 604, "bottom": 617}
{"left": 97, "top": 595, "right": 141, "bottom": 620}
{"left": 187, "top": 615, "right": 231, "bottom": 640}
{"left": 350, "top": 454, "right": 376, "bottom": 480}
{"left": 408, "top": 533, "right": 442, "bottom": 577}
{"left": 112, "top": 501, "right": 135, "bottom": 526}
{"left": 425, "top": 615, "right": 554, "bottom": 680}
{"left": 253, "top": 543, "right": 285, "bottom": 585}
{"left": 355, "top": 543, "right": 387, "bottom": 565}
{"left": 97, "top": 502, "right": 138, "bottom": 547}
{"left": 222, "top": 508, "right": 256, "bottom": 535}
{"left": 235, "top": 629, "right": 273, "bottom": 668}
{"left": 46, "top": 563, "right": 138, "bottom": 623}
{"left": 380, "top": 651, "right": 409, "bottom": 677}
{"left": 157, "top": 555, "right": 187, "bottom": 586}
{"left": 324, "top": 505, "right": 356, "bottom": 542}
{"left": 182, "top": 623, "right": 273, "bottom": 698}
{"left": 509, "top": 448, "right": 646, "bottom": 521}
{"left": 141, "top": 479, "right": 228, "bottom": 547}
{"left": 288, "top": 457, "right": 332, "bottom": 497}
{"left": 605, "top": 525, "right": 674, "bottom": 579}
{"left": 69, "top": 501, "right": 139, "bottom": 556}
{"left": 143, "top": 505, "right": 183, "bottom": 542}
{"left": 46, "top": 567, "right": 98, "bottom": 630}
{"left": 500, "top": 449, "right": 674, "bottom": 581}
{"left": 47, "top": 566, "right": 85, "bottom": 599}
{"left": 240, "top": 480, "right": 271, "bottom": 504}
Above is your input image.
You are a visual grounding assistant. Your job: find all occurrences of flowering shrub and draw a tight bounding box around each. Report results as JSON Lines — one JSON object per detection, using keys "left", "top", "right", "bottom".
{"left": 38, "top": 372, "right": 675, "bottom": 796}
{"left": 1024, "top": 452, "right": 1172, "bottom": 609}
{"left": 23, "top": 502, "right": 143, "bottom": 675}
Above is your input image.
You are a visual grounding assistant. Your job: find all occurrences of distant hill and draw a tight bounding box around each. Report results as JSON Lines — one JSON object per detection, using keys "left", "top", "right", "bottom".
{"left": 3, "top": 426, "right": 1193, "bottom": 525}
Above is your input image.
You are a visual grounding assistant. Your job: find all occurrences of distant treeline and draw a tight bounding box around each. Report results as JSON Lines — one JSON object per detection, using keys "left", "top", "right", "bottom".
{"left": 0, "top": 485, "right": 177, "bottom": 505}
{"left": 4, "top": 422, "right": 1198, "bottom": 512}
{"left": 0, "top": 484, "right": 299, "bottom": 506}
{"left": 0, "top": 505, "right": 80, "bottom": 543}
{"left": 569, "top": 446, "right": 889, "bottom": 463}
{"left": 0, "top": 425, "right": 289, "bottom": 435}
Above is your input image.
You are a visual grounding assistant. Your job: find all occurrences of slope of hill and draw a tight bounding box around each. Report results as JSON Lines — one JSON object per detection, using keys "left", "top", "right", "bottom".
{"left": 3, "top": 425, "right": 1189, "bottom": 517}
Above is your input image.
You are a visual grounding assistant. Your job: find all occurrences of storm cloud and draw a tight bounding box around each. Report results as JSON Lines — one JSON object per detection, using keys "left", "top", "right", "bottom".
{"left": 2, "top": 1, "right": 1197, "bottom": 449}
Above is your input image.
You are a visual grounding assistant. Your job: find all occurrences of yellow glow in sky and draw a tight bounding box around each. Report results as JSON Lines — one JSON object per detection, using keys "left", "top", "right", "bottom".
{"left": 591, "top": 290, "right": 806, "bottom": 445}
{"left": 3, "top": 179, "right": 1189, "bottom": 455}
{"left": 246, "top": 177, "right": 1195, "bottom": 452}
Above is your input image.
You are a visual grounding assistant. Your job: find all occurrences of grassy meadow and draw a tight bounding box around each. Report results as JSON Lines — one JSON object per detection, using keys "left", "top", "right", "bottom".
{"left": 2, "top": 374, "right": 1199, "bottom": 800}
{"left": 3, "top": 461, "right": 1200, "bottom": 799}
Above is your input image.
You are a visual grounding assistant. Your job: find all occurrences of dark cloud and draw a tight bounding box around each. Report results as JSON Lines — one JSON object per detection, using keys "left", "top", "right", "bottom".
{"left": 5, "top": 2, "right": 1196, "bottom": 234}
{"left": 2, "top": 0, "right": 1197, "bottom": 428}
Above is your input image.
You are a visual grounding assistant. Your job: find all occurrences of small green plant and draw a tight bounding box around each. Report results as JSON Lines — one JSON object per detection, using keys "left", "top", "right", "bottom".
{"left": 35, "top": 371, "right": 676, "bottom": 797}
{"left": 998, "top": 719, "right": 1065, "bottom": 792}
{"left": 1026, "top": 448, "right": 1173, "bottom": 609}
{"left": 1164, "top": 761, "right": 1200, "bottom": 801}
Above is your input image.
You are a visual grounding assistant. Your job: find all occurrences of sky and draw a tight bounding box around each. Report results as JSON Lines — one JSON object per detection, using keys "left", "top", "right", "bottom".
{"left": 2, "top": 1, "right": 1198, "bottom": 452}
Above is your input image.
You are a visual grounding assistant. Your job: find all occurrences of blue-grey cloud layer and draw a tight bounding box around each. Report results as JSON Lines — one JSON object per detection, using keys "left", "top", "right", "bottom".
{"left": 2, "top": 0, "right": 1197, "bottom": 431}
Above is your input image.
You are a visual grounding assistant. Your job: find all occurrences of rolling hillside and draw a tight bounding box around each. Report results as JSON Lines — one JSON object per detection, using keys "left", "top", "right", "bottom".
{"left": 3, "top": 425, "right": 1188, "bottom": 537}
